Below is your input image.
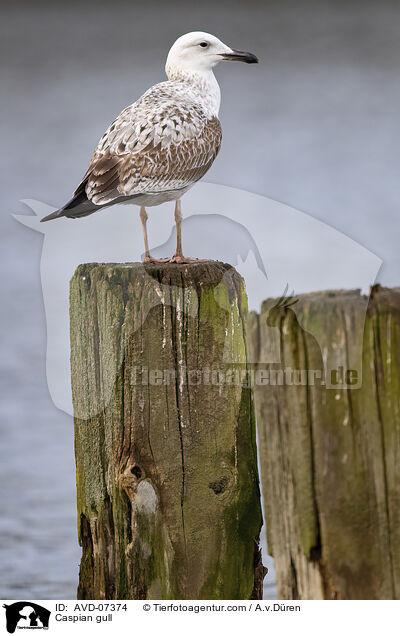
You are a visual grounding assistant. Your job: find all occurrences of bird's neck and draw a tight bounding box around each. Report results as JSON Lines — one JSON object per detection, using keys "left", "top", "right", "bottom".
{"left": 165, "top": 66, "right": 221, "bottom": 117}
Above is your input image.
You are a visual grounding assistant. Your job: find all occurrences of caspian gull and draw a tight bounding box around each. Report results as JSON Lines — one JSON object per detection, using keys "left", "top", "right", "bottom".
{"left": 41, "top": 31, "right": 258, "bottom": 262}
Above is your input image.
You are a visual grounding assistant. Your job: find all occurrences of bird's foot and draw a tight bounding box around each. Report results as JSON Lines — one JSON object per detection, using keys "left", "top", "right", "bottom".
{"left": 143, "top": 254, "right": 209, "bottom": 264}
{"left": 168, "top": 254, "right": 210, "bottom": 264}
{"left": 143, "top": 256, "right": 170, "bottom": 263}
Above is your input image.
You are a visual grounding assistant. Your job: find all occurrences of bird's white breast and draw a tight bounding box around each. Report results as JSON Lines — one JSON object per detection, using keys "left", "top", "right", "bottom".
{"left": 164, "top": 67, "right": 221, "bottom": 117}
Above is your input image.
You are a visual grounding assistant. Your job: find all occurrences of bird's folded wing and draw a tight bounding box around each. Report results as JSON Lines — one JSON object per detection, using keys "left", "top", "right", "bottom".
{"left": 77, "top": 92, "right": 222, "bottom": 206}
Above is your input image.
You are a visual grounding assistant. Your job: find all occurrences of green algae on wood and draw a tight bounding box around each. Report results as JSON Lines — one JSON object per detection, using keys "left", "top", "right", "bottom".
{"left": 70, "top": 261, "right": 265, "bottom": 600}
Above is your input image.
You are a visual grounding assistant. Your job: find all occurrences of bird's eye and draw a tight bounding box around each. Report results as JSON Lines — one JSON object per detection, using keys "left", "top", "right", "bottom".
{"left": 199, "top": 42, "right": 209, "bottom": 48}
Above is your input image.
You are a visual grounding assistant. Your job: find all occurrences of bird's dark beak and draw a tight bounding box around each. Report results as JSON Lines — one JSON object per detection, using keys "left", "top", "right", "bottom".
{"left": 220, "top": 49, "right": 258, "bottom": 64}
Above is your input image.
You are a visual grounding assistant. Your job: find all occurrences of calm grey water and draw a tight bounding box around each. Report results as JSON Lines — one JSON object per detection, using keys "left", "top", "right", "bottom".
{"left": 1, "top": 0, "right": 400, "bottom": 599}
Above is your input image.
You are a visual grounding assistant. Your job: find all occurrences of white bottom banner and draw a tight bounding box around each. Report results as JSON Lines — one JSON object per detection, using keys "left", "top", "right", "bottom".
{"left": 0, "top": 599, "right": 396, "bottom": 636}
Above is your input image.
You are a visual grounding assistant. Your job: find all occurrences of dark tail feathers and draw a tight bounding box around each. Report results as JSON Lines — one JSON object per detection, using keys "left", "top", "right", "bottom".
{"left": 41, "top": 178, "right": 101, "bottom": 222}
{"left": 41, "top": 208, "right": 65, "bottom": 222}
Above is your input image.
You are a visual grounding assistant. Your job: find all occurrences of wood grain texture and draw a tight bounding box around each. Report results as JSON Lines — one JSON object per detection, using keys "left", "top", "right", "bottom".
{"left": 70, "top": 261, "right": 264, "bottom": 600}
{"left": 249, "top": 286, "right": 400, "bottom": 599}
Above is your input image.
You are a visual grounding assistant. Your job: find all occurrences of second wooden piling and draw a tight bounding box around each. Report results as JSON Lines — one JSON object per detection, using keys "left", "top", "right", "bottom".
{"left": 249, "top": 286, "right": 400, "bottom": 600}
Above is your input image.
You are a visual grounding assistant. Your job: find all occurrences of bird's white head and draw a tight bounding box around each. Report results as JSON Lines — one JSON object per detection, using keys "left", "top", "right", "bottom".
{"left": 165, "top": 31, "right": 258, "bottom": 79}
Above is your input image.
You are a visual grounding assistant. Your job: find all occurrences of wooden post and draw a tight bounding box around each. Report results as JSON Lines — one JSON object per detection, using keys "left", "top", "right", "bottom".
{"left": 249, "top": 286, "right": 400, "bottom": 599}
{"left": 70, "top": 261, "right": 264, "bottom": 600}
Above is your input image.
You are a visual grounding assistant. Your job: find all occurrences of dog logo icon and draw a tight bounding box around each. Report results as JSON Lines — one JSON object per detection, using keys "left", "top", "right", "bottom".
{"left": 3, "top": 602, "right": 50, "bottom": 633}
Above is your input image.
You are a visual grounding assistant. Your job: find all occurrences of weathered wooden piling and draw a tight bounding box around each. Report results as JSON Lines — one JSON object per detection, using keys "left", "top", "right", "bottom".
{"left": 249, "top": 286, "right": 400, "bottom": 600}
{"left": 70, "top": 261, "right": 264, "bottom": 600}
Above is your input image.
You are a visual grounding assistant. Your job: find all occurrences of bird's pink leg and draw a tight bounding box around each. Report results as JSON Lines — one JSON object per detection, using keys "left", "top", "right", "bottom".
{"left": 173, "top": 199, "right": 184, "bottom": 261}
{"left": 142, "top": 200, "right": 209, "bottom": 264}
{"left": 140, "top": 206, "right": 152, "bottom": 262}
{"left": 168, "top": 200, "right": 209, "bottom": 264}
